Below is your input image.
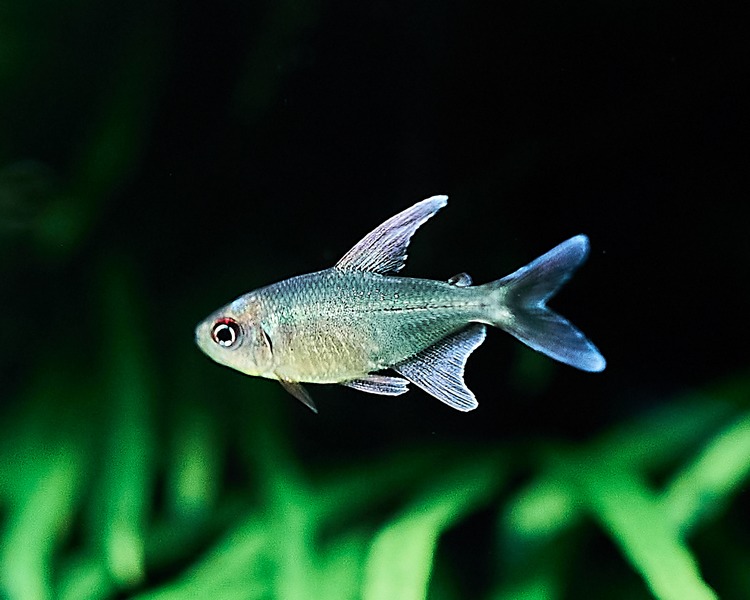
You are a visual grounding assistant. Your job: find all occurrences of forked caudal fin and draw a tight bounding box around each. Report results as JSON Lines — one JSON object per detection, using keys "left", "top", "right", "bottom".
{"left": 483, "top": 235, "right": 606, "bottom": 372}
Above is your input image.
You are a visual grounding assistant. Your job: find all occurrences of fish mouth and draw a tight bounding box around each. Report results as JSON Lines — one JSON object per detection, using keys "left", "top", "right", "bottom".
{"left": 194, "top": 320, "right": 210, "bottom": 353}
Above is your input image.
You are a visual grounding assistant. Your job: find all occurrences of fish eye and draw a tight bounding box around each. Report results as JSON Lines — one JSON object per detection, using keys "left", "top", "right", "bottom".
{"left": 211, "top": 318, "right": 241, "bottom": 348}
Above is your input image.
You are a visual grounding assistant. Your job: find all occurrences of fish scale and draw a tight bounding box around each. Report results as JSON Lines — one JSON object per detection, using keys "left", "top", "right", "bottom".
{"left": 256, "top": 269, "right": 483, "bottom": 382}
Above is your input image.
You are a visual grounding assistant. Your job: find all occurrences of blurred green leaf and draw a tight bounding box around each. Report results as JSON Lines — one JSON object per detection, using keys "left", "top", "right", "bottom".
{"left": 662, "top": 412, "right": 750, "bottom": 534}
{"left": 313, "top": 532, "right": 369, "bottom": 600}
{"left": 0, "top": 360, "right": 93, "bottom": 600}
{"left": 0, "top": 444, "right": 87, "bottom": 600}
{"left": 502, "top": 394, "right": 734, "bottom": 547}
{"left": 94, "top": 258, "right": 156, "bottom": 587}
{"left": 132, "top": 519, "right": 272, "bottom": 600}
{"left": 503, "top": 467, "right": 580, "bottom": 542}
{"left": 56, "top": 556, "right": 113, "bottom": 600}
{"left": 313, "top": 448, "right": 446, "bottom": 526}
{"left": 362, "top": 455, "right": 503, "bottom": 600}
{"left": 498, "top": 376, "right": 750, "bottom": 599}
{"left": 492, "top": 576, "right": 560, "bottom": 600}
{"left": 165, "top": 393, "right": 222, "bottom": 520}
{"left": 580, "top": 464, "right": 717, "bottom": 600}
{"left": 589, "top": 398, "right": 734, "bottom": 471}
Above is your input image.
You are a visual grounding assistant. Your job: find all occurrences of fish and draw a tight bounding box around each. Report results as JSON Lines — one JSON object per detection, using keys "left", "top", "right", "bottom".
{"left": 195, "top": 196, "right": 605, "bottom": 413}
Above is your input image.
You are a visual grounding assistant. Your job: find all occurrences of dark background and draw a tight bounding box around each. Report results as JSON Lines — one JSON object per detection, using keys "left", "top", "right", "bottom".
{"left": 1, "top": 0, "right": 748, "bottom": 596}
{"left": 3, "top": 0, "right": 746, "bottom": 435}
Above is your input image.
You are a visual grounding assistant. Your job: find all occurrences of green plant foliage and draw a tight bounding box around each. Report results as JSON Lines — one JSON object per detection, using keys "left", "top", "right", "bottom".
{"left": 0, "top": 3, "right": 746, "bottom": 599}
{"left": 362, "top": 457, "right": 502, "bottom": 600}
{"left": 2, "top": 261, "right": 750, "bottom": 600}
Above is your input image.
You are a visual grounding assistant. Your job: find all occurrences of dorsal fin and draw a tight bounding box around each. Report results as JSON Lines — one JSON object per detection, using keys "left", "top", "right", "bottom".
{"left": 448, "top": 272, "right": 472, "bottom": 287}
{"left": 334, "top": 195, "right": 447, "bottom": 274}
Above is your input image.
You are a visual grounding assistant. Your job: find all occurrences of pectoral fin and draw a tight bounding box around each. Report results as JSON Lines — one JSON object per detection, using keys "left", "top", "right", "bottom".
{"left": 334, "top": 195, "right": 447, "bottom": 274}
{"left": 278, "top": 379, "right": 318, "bottom": 413}
{"left": 342, "top": 374, "right": 410, "bottom": 396}
{"left": 393, "top": 324, "right": 486, "bottom": 412}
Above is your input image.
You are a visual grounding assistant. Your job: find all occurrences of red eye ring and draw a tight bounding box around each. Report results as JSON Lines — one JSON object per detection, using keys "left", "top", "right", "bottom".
{"left": 211, "top": 318, "right": 241, "bottom": 347}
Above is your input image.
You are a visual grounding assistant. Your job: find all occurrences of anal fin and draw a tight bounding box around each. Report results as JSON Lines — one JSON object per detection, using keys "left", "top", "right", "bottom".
{"left": 394, "top": 324, "right": 486, "bottom": 412}
{"left": 342, "top": 374, "right": 410, "bottom": 396}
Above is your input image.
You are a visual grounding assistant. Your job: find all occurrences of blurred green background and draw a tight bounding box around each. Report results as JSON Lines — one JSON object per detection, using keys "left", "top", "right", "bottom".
{"left": 1, "top": 1, "right": 748, "bottom": 599}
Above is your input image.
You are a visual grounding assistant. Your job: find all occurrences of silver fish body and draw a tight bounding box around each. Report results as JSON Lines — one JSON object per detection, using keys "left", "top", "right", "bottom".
{"left": 244, "top": 269, "right": 488, "bottom": 382}
{"left": 195, "top": 196, "right": 605, "bottom": 412}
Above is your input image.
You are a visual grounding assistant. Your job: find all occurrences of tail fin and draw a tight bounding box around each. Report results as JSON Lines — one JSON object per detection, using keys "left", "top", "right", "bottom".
{"left": 484, "top": 235, "right": 606, "bottom": 372}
